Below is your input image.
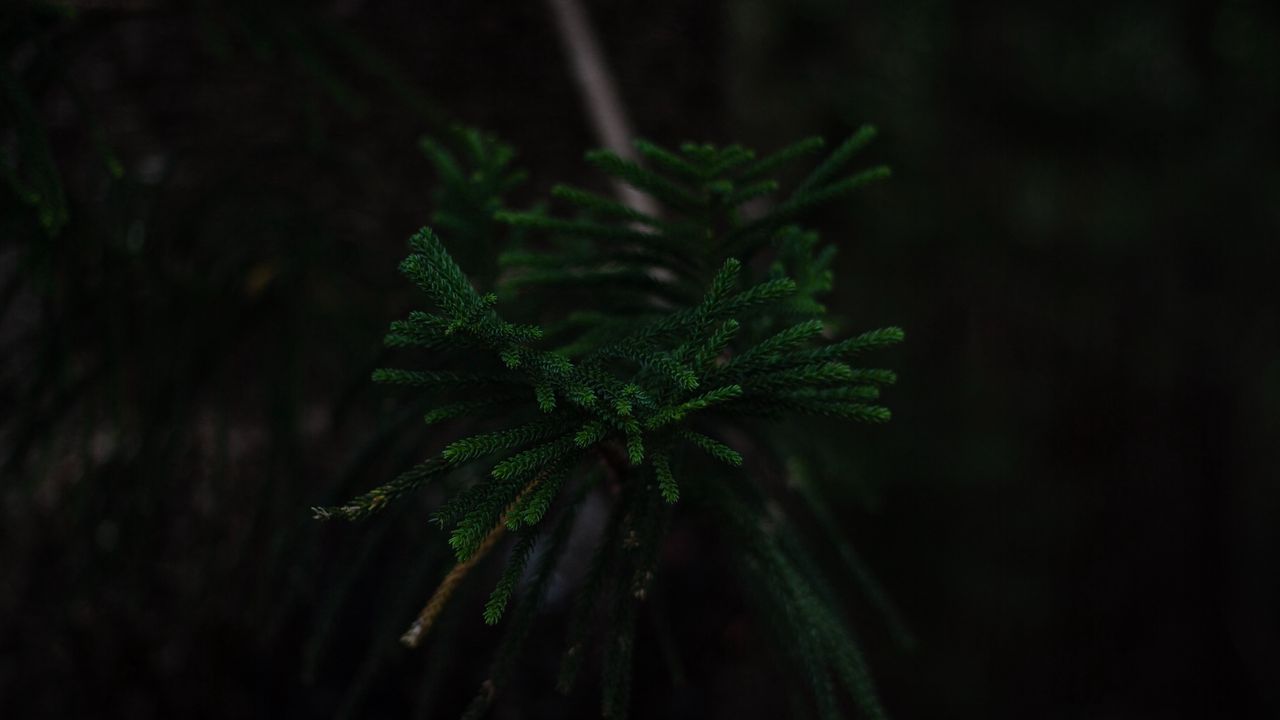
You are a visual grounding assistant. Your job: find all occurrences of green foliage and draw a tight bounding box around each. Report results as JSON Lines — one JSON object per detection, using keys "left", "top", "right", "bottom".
{"left": 315, "top": 126, "right": 903, "bottom": 718}
{"left": 482, "top": 530, "right": 538, "bottom": 625}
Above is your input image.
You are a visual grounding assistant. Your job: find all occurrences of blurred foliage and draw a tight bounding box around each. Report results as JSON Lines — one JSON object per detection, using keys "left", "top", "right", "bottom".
{"left": 2, "top": 0, "right": 1277, "bottom": 718}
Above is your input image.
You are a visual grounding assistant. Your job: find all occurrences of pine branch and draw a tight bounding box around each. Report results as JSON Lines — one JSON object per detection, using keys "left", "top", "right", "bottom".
{"left": 319, "top": 126, "right": 907, "bottom": 719}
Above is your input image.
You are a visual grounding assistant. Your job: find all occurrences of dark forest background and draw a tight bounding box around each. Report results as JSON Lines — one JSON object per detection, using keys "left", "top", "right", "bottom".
{"left": 3, "top": 1, "right": 1278, "bottom": 718}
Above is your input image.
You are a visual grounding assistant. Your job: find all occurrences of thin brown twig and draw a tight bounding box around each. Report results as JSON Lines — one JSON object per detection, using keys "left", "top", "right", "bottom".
{"left": 399, "top": 472, "right": 548, "bottom": 648}
{"left": 399, "top": 519, "right": 507, "bottom": 648}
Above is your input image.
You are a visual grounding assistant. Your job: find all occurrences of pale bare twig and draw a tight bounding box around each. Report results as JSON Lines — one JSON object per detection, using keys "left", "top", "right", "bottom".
{"left": 544, "top": 0, "right": 659, "bottom": 216}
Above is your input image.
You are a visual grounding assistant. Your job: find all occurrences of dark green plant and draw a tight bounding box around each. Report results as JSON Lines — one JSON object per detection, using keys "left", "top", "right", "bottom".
{"left": 316, "top": 126, "right": 904, "bottom": 719}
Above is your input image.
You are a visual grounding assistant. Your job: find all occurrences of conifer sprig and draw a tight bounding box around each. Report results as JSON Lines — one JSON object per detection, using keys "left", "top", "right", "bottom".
{"left": 316, "top": 128, "right": 904, "bottom": 719}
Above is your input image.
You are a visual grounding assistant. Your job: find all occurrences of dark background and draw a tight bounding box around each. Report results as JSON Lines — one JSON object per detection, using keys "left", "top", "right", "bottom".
{"left": 3, "top": 1, "right": 1277, "bottom": 717}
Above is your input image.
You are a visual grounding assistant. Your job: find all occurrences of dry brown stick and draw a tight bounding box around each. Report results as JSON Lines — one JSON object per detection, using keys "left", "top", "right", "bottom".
{"left": 399, "top": 472, "right": 549, "bottom": 648}
{"left": 399, "top": 520, "right": 507, "bottom": 648}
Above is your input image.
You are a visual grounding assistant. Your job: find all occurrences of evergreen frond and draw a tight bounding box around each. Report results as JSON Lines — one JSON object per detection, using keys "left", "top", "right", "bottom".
{"left": 312, "top": 457, "right": 449, "bottom": 521}
{"left": 552, "top": 183, "right": 666, "bottom": 227}
{"left": 507, "top": 461, "right": 575, "bottom": 529}
{"left": 633, "top": 138, "right": 704, "bottom": 181}
{"left": 796, "top": 124, "right": 879, "bottom": 193}
{"left": 462, "top": 478, "right": 590, "bottom": 719}
{"left": 319, "top": 126, "right": 905, "bottom": 719}
{"left": 441, "top": 417, "right": 577, "bottom": 465}
{"left": 490, "top": 434, "right": 580, "bottom": 481}
{"left": 652, "top": 449, "right": 679, "bottom": 503}
{"left": 584, "top": 149, "right": 704, "bottom": 212}
{"left": 482, "top": 530, "right": 539, "bottom": 625}
{"left": 725, "top": 178, "right": 780, "bottom": 207}
{"left": 677, "top": 429, "right": 744, "bottom": 467}
{"left": 738, "top": 136, "right": 825, "bottom": 182}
